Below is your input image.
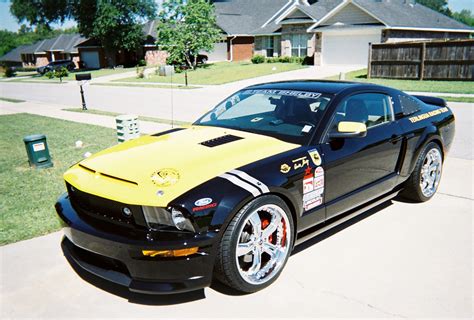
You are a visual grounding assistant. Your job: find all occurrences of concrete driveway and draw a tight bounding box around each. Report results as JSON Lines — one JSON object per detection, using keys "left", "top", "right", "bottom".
{"left": 0, "top": 156, "right": 471, "bottom": 319}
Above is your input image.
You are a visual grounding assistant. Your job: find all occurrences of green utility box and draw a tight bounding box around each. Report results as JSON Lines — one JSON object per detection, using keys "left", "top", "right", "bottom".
{"left": 23, "top": 134, "right": 53, "bottom": 169}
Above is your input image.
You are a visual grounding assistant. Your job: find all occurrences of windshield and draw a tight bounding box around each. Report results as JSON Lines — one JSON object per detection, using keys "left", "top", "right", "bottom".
{"left": 194, "top": 89, "right": 332, "bottom": 144}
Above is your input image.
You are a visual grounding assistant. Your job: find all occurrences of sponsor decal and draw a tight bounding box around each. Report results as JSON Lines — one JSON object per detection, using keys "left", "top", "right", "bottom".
{"left": 280, "top": 163, "right": 291, "bottom": 173}
{"left": 150, "top": 168, "right": 180, "bottom": 187}
{"left": 308, "top": 148, "right": 322, "bottom": 166}
{"left": 408, "top": 107, "right": 449, "bottom": 123}
{"left": 292, "top": 156, "right": 310, "bottom": 170}
{"left": 242, "top": 89, "right": 322, "bottom": 99}
{"left": 194, "top": 198, "right": 213, "bottom": 207}
{"left": 192, "top": 202, "right": 218, "bottom": 212}
{"left": 302, "top": 166, "right": 325, "bottom": 211}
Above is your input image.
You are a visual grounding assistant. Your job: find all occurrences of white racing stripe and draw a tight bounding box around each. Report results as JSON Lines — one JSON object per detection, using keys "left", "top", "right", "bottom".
{"left": 219, "top": 173, "right": 262, "bottom": 197}
{"left": 229, "top": 169, "right": 270, "bottom": 194}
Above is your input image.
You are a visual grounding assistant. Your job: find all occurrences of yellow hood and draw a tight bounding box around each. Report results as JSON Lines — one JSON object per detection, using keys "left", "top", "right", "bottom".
{"left": 64, "top": 126, "right": 298, "bottom": 206}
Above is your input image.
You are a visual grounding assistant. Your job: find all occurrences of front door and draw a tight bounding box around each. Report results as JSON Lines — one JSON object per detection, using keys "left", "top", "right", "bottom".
{"left": 320, "top": 92, "right": 403, "bottom": 219}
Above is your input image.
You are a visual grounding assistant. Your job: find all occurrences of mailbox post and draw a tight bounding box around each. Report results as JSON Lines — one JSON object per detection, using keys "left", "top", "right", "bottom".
{"left": 75, "top": 73, "right": 91, "bottom": 110}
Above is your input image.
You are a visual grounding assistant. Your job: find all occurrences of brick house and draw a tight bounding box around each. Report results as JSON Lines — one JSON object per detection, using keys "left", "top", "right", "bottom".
{"left": 0, "top": 34, "right": 86, "bottom": 68}
{"left": 212, "top": 0, "right": 473, "bottom": 65}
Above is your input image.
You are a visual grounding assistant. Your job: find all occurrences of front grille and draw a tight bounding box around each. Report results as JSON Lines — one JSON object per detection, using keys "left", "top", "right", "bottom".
{"left": 67, "top": 183, "right": 146, "bottom": 228}
{"left": 199, "top": 134, "right": 243, "bottom": 147}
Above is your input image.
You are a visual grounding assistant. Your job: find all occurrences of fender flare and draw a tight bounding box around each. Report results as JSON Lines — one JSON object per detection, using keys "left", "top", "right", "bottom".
{"left": 408, "top": 125, "right": 444, "bottom": 175}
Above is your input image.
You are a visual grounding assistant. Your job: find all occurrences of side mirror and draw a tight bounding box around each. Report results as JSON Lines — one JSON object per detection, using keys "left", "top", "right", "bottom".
{"left": 328, "top": 121, "right": 367, "bottom": 139}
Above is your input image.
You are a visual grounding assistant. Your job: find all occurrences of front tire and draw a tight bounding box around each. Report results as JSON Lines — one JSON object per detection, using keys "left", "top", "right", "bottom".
{"left": 402, "top": 142, "right": 443, "bottom": 202}
{"left": 214, "top": 195, "right": 294, "bottom": 293}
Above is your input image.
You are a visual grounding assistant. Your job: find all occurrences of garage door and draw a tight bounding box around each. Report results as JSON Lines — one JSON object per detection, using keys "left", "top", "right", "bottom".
{"left": 202, "top": 42, "right": 228, "bottom": 62}
{"left": 80, "top": 51, "right": 100, "bottom": 69}
{"left": 322, "top": 32, "right": 380, "bottom": 65}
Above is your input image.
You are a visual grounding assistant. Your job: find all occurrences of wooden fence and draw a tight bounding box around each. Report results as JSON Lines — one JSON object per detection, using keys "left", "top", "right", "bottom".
{"left": 367, "top": 39, "right": 474, "bottom": 81}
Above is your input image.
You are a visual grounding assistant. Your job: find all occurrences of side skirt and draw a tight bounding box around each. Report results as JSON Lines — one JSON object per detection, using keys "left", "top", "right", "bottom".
{"left": 294, "top": 190, "right": 400, "bottom": 246}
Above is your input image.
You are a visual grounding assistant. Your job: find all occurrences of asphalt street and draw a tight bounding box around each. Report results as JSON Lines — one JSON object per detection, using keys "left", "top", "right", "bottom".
{"left": 0, "top": 68, "right": 473, "bottom": 318}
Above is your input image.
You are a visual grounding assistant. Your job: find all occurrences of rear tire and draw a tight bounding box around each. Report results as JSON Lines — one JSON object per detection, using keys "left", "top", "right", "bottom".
{"left": 214, "top": 195, "right": 294, "bottom": 293}
{"left": 402, "top": 142, "right": 443, "bottom": 202}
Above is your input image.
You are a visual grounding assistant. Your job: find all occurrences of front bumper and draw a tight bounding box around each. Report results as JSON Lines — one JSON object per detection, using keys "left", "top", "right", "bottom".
{"left": 55, "top": 193, "right": 218, "bottom": 294}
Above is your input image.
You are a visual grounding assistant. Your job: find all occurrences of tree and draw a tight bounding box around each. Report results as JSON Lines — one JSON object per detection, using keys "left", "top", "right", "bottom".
{"left": 416, "top": 0, "right": 452, "bottom": 16}
{"left": 157, "top": 0, "right": 221, "bottom": 69}
{"left": 10, "top": 0, "right": 157, "bottom": 66}
{"left": 452, "top": 9, "right": 474, "bottom": 26}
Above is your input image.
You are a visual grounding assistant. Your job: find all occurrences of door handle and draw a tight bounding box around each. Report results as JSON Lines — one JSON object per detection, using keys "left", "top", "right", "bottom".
{"left": 389, "top": 135, "right": 403, "bottom": 144}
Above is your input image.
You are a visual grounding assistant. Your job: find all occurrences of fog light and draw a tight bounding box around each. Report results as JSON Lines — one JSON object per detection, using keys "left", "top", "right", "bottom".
{"left": 142, "top": 247, "right": 199, "bottom": 257}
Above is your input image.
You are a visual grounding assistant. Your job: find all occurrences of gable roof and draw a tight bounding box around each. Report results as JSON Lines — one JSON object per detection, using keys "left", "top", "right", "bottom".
{"left": 213, "top": 0, "right": 289, "bottom": 35}
{"left": 307, "top": 0, "right": 472, "bottom": 32}
{"left": 0, "top": 44, "right": 30, "bottom": 62}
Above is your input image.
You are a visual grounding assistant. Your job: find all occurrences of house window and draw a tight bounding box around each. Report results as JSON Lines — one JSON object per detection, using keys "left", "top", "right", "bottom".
{"left": 291, "top": 33, "right": 309, "bottom": 57}
{"left": 262, "top": 36, "right": 274, "bottom": 57}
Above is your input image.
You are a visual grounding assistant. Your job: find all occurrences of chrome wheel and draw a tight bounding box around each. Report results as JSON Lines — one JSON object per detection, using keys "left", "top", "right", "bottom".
{"left": 235, "top": 204, "right": 290, "bottom": 285}
{"left": 420, "top": 148, "right": 442, "bottom": 197}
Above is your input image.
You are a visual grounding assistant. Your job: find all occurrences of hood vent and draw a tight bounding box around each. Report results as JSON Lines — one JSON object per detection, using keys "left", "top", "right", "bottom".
{"left": 79, "top": 164, "right": 138, "bottom": 186}
{"left": 199, "top": 134, "right": 243, "bottom": 147}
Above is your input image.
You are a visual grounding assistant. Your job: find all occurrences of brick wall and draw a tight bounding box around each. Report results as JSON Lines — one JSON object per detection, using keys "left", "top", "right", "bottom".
{"left": 313, "top": 32, "right": 322, "bottom": 66}
{"left": 230, "top": 36, "right": 254, "bottom": 61}
{"left": 144, "top": 49, "right": 168, "bottom": 66}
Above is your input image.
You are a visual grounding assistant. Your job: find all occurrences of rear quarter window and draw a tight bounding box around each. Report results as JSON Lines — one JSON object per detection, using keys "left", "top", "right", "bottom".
{"left": 399, "top": 95, "right": 422, "bottom": 116}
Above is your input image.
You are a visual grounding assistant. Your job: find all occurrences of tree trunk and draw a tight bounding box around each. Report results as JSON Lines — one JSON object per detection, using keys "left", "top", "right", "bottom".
{"left": 184, "top": 53, "right": 193, "bottom": 70}
{"left": 193, "top": 53, "right": 198, "bottom": 69}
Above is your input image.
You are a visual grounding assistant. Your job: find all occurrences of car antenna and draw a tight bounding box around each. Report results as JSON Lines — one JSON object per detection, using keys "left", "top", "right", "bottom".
{"left": 170, "top": 69, "right": 174, "bottom": 128}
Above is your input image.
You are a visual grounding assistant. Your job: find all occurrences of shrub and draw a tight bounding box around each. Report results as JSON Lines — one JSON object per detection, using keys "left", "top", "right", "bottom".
{"left": 138, "top": 59, "right": 146, "bottom": 67}
{"left": 54, "top": 67, "right": 69, "bottom": 82}
{"left": 251, "top": 54, "right": 265, "bottom": 64}
{"left": 4, "top": 66, "right": 16, "bottom": 78}
{"left": 266, "top": 57, "right": 279, "bottom": 63}
{"left": 278, "top": 56, "right": 291, "bottom": 63}
{"left": 44, "top": 71, "right": 55, "bottom": 79}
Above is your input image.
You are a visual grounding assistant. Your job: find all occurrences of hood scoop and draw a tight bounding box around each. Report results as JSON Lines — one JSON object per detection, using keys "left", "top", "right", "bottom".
{"left": 199, "top": 134, "right": 243, "bottom": 147}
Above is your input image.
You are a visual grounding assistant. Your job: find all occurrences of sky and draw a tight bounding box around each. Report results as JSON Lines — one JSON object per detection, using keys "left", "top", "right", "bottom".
{"left": 0, "top": 0, "right": 473, "bottom": 32}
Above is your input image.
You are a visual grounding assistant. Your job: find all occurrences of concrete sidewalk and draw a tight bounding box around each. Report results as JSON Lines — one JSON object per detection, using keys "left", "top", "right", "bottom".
{"left": 0, "top": 157, "right": 471, "bottom": 319}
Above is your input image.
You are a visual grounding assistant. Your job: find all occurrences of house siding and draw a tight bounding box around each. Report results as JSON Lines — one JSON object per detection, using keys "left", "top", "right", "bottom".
{"left": 323, "top": 3, "right": 381, "bottom": 26}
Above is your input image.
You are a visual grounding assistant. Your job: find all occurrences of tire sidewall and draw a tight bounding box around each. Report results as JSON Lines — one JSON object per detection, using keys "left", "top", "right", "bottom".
{"left": 220, "top": 195, "right": 294, "bottom": 293}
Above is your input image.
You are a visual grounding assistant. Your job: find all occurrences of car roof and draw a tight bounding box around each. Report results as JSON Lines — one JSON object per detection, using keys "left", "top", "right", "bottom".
{"left": 244, "top": 80, "right": 387, "bottom": 95}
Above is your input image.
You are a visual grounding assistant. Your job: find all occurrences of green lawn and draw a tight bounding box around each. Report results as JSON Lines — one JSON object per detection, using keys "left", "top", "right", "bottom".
{"left": 63, "top": 108, "right": 191, "bottom": 126}
{"left": 114, "top": 62, "right": 306, "bottom": 85}
{"left": 326, "top": 69, "right": 474, "bottom": 94}
{"left": 16, "top": 67, "right": 135, "bottom": 83}
{"left": 0, "top": 114, "right": 117, "bottom": 245}
{"left": 0, "top": 97, "right": 25, "bottom": 103}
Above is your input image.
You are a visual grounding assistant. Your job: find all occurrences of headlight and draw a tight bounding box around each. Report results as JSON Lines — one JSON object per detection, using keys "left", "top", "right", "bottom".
{"left": 142, "top": 206, "right": 195, "bottom": 232}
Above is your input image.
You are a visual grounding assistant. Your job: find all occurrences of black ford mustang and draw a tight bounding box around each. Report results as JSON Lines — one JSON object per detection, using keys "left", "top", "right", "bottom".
{"left": 56, "top": 81, "right": 455, "bottom": 294}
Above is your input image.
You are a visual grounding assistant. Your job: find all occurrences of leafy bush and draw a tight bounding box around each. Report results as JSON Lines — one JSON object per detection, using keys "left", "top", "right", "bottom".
{"left": 278, "top": 56, "right": 291, "bottom": 63}
{"left": 251, "top": 55, "right": 266, "bottom": 64}
{"left": 265, "top": 57, "right": 279, "bottom": 63}
{"left": 44, "top": 71, "right": 55, "bottom": 79}
{"left": 138, "top": 59, "right": 146, "bottom": 66}
{"left": 54, "top": 67, "right": 69, "bottom": 82}
{"left": 4, "top": 66, "right": 16, "bottom": 77}
{"left": 290, "top": 56, "right": 304, "bottom": 64}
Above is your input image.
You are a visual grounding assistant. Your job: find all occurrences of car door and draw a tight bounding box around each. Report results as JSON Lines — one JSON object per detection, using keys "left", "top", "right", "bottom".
{"left": 320, "top": 92, "right": 404, "bottom": 219}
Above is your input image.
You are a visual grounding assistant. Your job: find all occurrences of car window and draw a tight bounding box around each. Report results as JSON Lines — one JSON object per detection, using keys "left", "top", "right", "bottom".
{"left": 195, "top": 89, "right": 333, "bottom": 144}
{"left": 328, "top": 93, "right": 394, "bottom": 133}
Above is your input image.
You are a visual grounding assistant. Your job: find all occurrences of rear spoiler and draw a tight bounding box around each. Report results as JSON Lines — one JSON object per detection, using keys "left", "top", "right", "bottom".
{"left": 413, "top": 95, "right": 447, "bottom": 108}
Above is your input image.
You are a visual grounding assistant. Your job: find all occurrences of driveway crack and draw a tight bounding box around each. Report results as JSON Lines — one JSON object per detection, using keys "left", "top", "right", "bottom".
{"left": 321, "top": 290, "right": 407, "bottom": 318}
